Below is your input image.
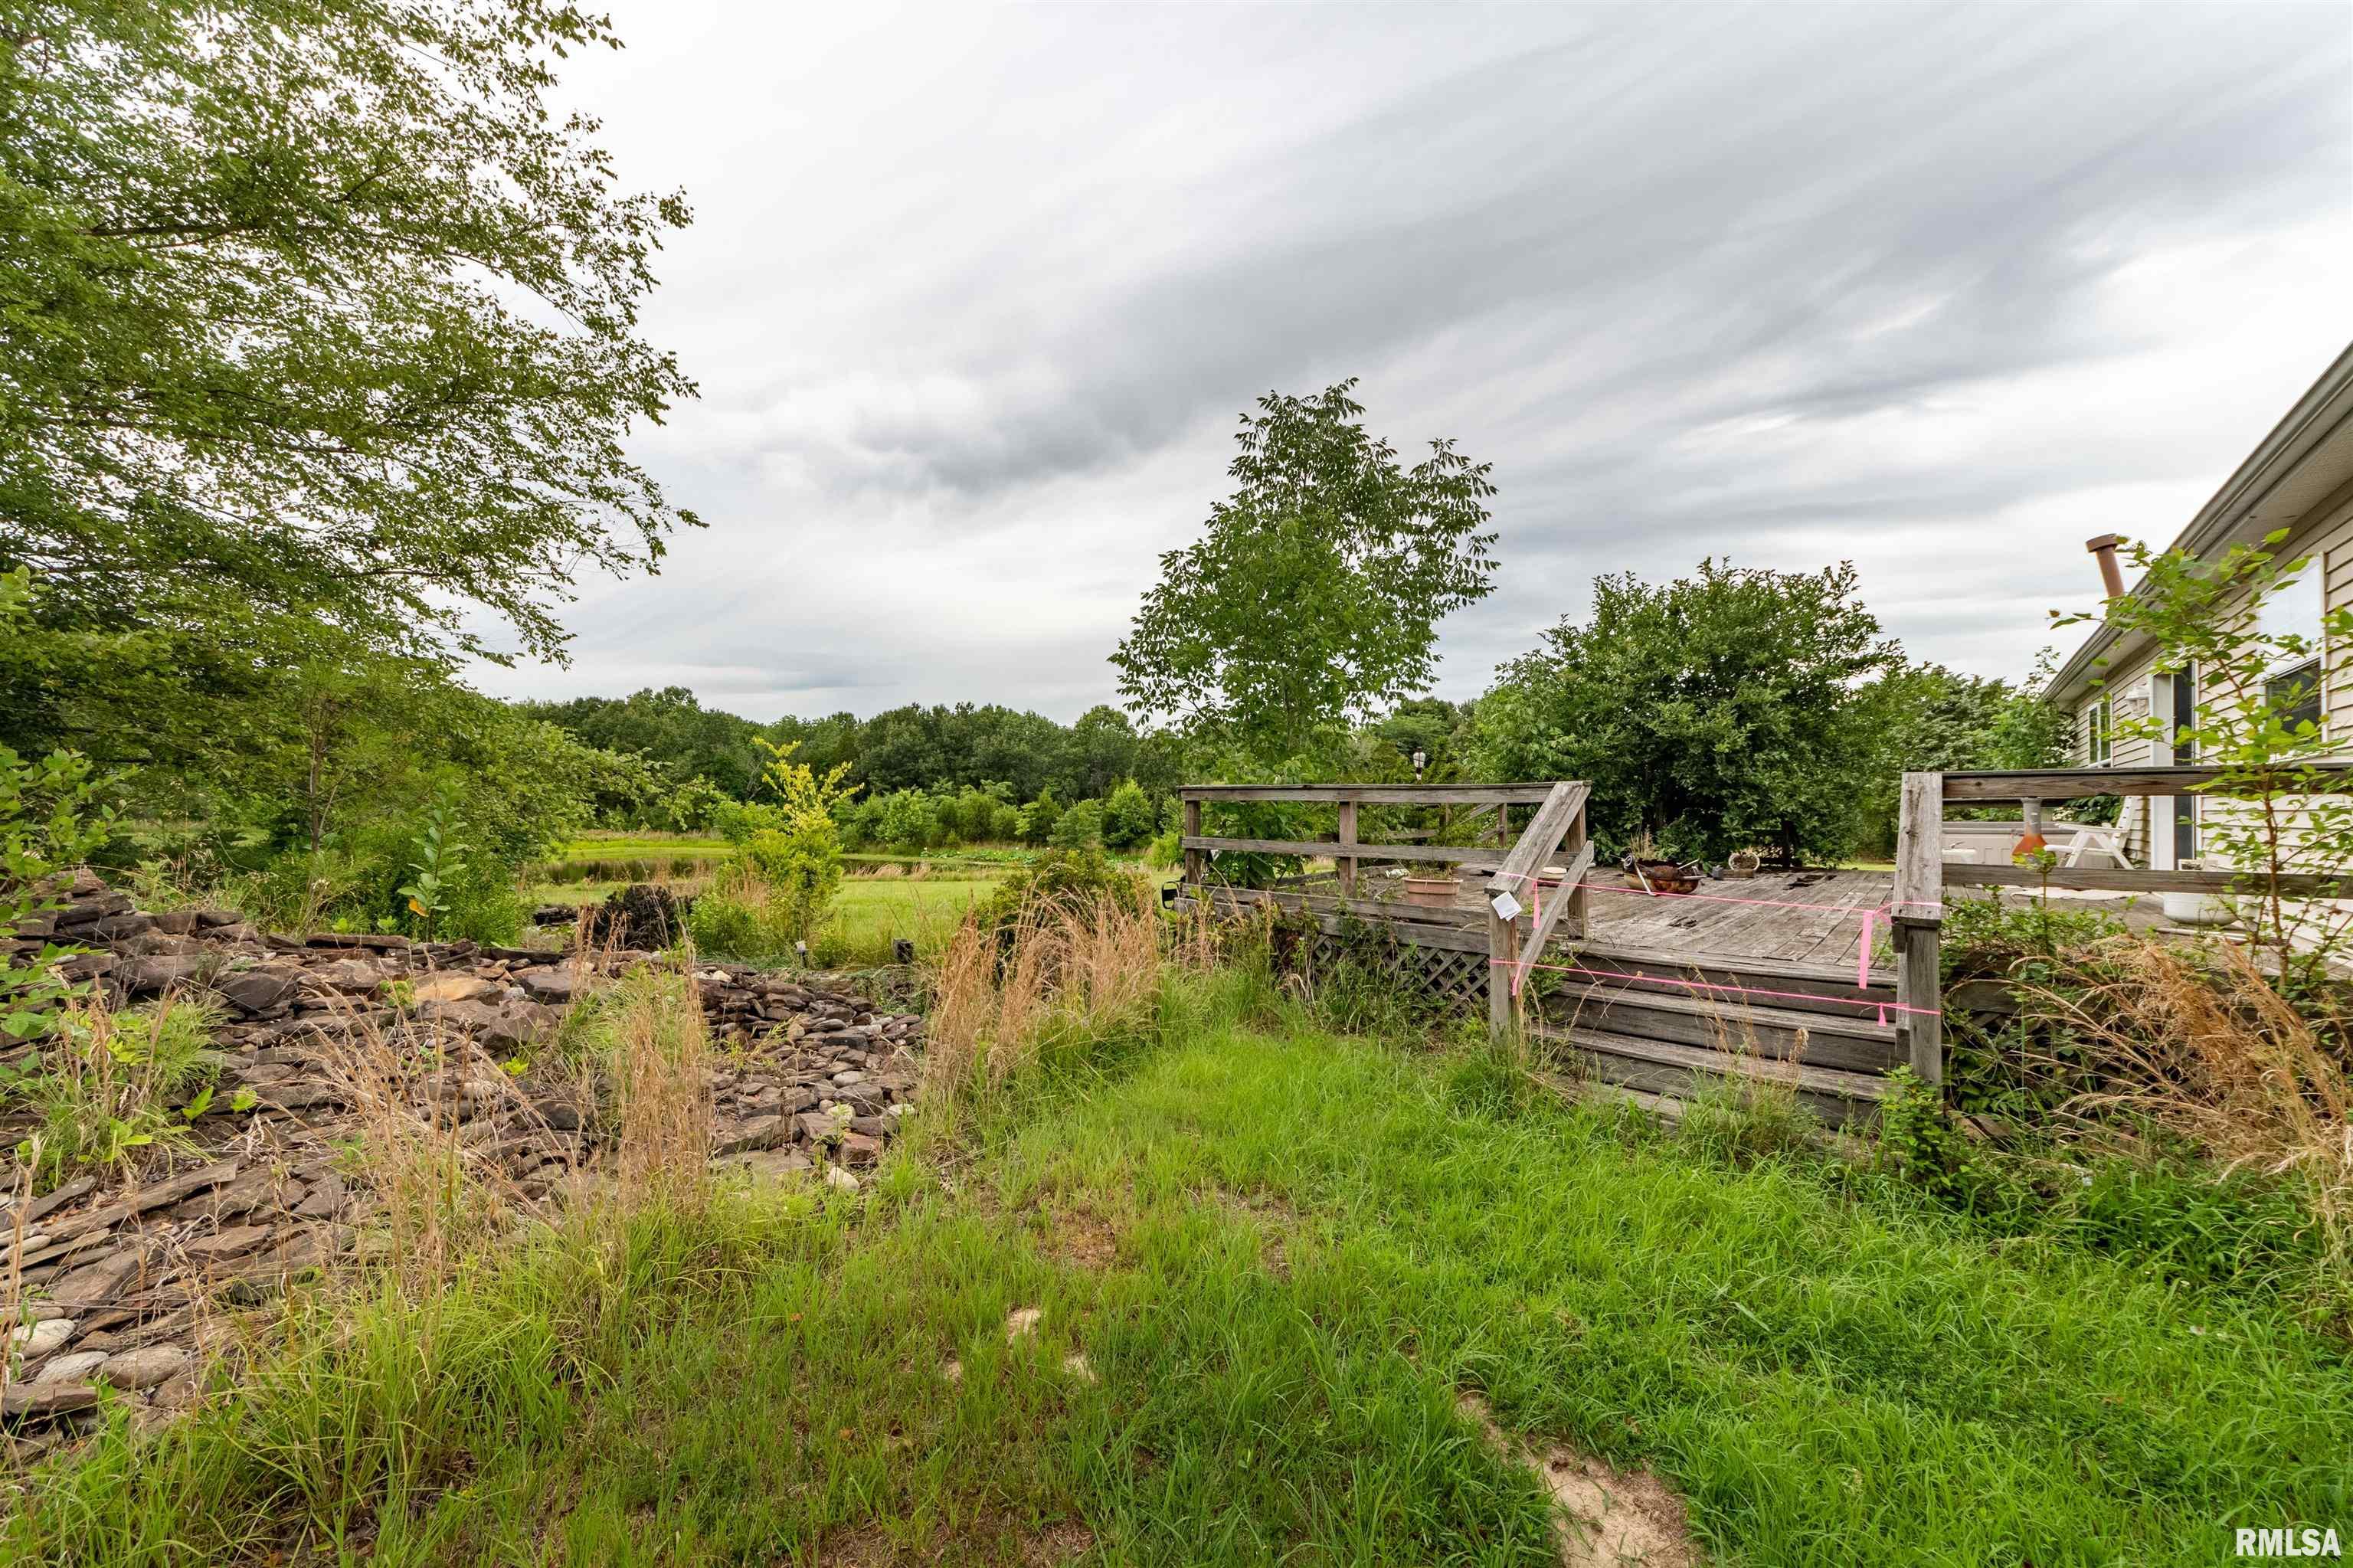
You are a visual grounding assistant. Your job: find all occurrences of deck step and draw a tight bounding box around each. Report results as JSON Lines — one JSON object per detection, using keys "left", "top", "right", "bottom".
{"left": 1533, "top": 1070, "right": 1690, "bottom": 1123}
{"left": 1533, "top": 1024, "right": 1888, "bottom": 1126}
{"left": 1542, "top": 982, "right": 1900, "bottom": 1073}
{"left": 1563, "top": 939, "right": 1896, "bottom": 1017}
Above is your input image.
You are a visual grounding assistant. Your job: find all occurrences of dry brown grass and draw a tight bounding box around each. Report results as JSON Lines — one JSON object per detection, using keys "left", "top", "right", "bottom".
{"left": 925, "top": 895, "right": 1166, "bottom": 1100}
{"left": 313, "top": 1010, "right": 520, "bottom": 1295}
{"left": 2, "top": 1146, "right": 36, "bottom": 1407}
{"left": 2022, "top": 935, "right": 2353, "bottom": 1268}
{"left": 608, "top": 962, "right": 714, "bottom": 1212}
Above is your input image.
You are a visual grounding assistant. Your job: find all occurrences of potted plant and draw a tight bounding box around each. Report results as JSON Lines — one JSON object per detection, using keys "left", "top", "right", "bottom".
{"left": 1402, "top": 861, "right": 1460, "bottom": 905}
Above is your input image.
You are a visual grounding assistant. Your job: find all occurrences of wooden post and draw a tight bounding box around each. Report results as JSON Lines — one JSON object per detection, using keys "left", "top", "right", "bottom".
{"left": 1337, "top": 800, "right": 1359, "bottom": 899}
{"left": 1488, "top": 900, "right": 1520, "bottom": 1043}
{"left": 1183, "top": 797, "right": 1204, "bottom": 889}
{"left": 1495, "top": 803, "right": 1511, "bottom": 847}
{"left": 1562, "top": 794, "right": 1589, "bottom": 941}
{"left": 1893, "top": 771, "right": 1945, "bottom": 1088}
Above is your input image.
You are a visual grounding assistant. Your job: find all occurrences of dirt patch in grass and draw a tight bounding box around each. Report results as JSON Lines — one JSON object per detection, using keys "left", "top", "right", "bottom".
{"left": 811, "top": 1524, "right": 895, "bottom": 1566}
{"left": 1040, "top": 1203, "right": 1121, "bottom": 1270}
{"left": 1216, "top": 1187, "right": 1299, "bottom": 1278}
{"left": 1458, "top": 1393, "right": 1697, "bottom": 1568}
{"left": 1017, "top": 1517, "right": 1095, "bottom": 1563}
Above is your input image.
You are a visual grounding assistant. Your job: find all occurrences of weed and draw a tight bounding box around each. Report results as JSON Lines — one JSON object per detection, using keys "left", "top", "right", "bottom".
{"left": 1675, "top": 1069, "right": 1815, "bottom": 1168}
{"left": 10, "top": 992, "right": 220, "bottom": 1190}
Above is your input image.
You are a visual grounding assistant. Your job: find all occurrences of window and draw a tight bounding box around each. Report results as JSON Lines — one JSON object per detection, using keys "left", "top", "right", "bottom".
{"left": 2255, "top": 561, "right": 2328, "bottom": 739}
{"left": 2082, "top": 697, "right": 2112, "bottom": 764}
{"left": 2268, "top": 657, "right": 2323, "bottom": 736}
{"left": 2259, "top": 564, "right": 2325, "bottom": 660}
{"left": 2168, "top": 663, "right": 2196, "bottom": 763}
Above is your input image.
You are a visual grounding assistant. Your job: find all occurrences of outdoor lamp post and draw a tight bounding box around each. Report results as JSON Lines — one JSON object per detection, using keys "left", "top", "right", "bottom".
{"left": 1412, "top": 748, "right": 1427, "bottom": 779}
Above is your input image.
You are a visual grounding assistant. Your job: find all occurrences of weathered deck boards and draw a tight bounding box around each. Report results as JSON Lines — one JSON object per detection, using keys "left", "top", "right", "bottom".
{"left": 1583, "top": 869, "right": 1893, "bottom": 967}
{"left": 1275, "top": 864, "right": 1896, "bottom": 968}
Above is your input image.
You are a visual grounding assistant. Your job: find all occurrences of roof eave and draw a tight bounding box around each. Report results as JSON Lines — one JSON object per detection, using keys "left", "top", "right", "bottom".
{"left": 2040, "top": 340, "right": 2353, "bottom": 710}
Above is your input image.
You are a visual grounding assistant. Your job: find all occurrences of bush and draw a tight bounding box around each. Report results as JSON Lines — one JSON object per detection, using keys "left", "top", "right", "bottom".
{"left": 1017, "top": 791, "right": 1063, "bottom": 846}
{"left": 740, "top": 817, "right": 844, "bottom": 948}
{"left": 1101, "top": 778, "right": 1157, "bottom": 850}
{"left": 687, "top": 876, "right": 797, "bottom": 964}
{"left": 976, "top": 848, "right": 1150, "bottom": 938}
{"left": 875, "top": 790, "right": 947, "bottom": 854}
{"left": 1047, "top": 798, "right": 1104, "bottom": 851}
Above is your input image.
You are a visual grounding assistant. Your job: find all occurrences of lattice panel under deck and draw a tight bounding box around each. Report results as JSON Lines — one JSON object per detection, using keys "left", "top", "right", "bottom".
{"left": 1304, "top": 931, "right": 1490, "bottom": 1016}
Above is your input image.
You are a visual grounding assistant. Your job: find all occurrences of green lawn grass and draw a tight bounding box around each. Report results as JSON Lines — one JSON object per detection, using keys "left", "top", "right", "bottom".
{"left": 16, "top": 978, "right": 2345, "bottom": 1565}
{"left": 827, "top": 876, "right": 1000, "bottom": 957}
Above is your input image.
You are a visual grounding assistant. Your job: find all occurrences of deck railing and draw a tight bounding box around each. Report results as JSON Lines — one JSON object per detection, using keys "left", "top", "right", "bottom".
{"left": 1902, "top": 764, "right": 2353, "bottom": 1090}
{"left": 1177, "top": 781, "right": 1592, "bottom": 1036}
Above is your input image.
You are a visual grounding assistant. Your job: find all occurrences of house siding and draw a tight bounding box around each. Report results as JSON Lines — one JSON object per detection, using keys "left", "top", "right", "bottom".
{"left": 2072, "top": 488, "right": 2353, "bottom": 868}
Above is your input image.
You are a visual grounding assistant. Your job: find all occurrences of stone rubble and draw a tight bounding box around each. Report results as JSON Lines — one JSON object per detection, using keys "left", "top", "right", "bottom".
{"left": 1, "top": 872, "right": 928, "bottom": 1452}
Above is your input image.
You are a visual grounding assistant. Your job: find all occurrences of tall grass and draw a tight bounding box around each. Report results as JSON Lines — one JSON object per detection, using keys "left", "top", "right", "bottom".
{"left": 925, "top": 895, "right": 1167, "bottom": 1110}
{"left": 312, "top": 1004, "right": 524, "bottom": 1294}
{"left": 2022, "top": 936, "right": 2353, "bottom": 1278}
{"left": 608, "top": 964, "right": 713, "bottom": 1211}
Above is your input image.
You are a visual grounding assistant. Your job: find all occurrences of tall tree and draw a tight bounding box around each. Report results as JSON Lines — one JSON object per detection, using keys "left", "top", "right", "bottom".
{"left": 0, "top": 0, "right": 697, "bottom": 673}
{"left": 1113, "top": 381, "right": 1497, "bottom": 763}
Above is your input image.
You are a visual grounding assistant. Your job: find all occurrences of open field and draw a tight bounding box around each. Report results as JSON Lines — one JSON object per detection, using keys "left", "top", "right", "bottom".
{"left": 10, "top": 966, "right": 2344, "bottom": 1567}
{"left": 518, "top": 872, "right": 1007, "bottom": 965}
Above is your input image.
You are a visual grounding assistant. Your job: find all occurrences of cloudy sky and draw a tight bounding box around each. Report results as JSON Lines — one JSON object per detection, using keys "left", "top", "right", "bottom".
{"left": 470, "top": 1, "right": 2353, "bottom": 722}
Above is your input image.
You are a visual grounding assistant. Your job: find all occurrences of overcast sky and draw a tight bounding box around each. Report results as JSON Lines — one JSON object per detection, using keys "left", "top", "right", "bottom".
{"left": 467, "top": 1, "right": 2353, "bottom": 723}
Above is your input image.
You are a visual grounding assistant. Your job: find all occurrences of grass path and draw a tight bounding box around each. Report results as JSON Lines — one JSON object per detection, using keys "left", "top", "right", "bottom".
{"left": 11, "top": 990, "right": 2348, "bottom": 1565}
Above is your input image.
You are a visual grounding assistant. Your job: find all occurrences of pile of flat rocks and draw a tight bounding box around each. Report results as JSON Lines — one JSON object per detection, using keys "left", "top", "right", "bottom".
{"left": 1, "top": 872, "right": 927, "bottom": 1453}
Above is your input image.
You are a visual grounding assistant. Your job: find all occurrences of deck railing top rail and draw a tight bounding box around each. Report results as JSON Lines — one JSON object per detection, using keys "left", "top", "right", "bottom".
{"left": 1943, "top": 764, "right": 2353, "bottom": 801}
{"left": 1924, "top": 767, "right": 2353, "bottom": 899}
{"left": 1177, "top": 783, "right": 1560, "bottom": 804}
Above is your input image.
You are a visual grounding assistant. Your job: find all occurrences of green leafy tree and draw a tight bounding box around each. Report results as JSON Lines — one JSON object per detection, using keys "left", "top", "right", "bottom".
{"left": 0, "top": 0, "right": 696, "bottom": 673}
{"left": 735, "top": 740, "right": 858, "bottom": 945}
{"left": 1114, "top": 381, "right": 1497, "bottom": 761}
{"left": 1473, "top": 560, "right": 1897, "bottom": 864}
{"left": 1854, "top": 654, "right": 2071, "bottom": 854}
{"left": 875, "top": 790, "right": 947, "bottom": 855}
{"left": 1018, "top": 790, "right": 1065, "bottom": 847}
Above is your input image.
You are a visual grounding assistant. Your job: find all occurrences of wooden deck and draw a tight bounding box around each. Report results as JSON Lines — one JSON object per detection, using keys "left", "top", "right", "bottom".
{"left": 1282, "top": 864, "right": 1896, "bottom": 970}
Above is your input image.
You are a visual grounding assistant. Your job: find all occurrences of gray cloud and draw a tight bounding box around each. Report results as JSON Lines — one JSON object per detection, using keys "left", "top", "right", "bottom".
{"left": 473, "top": 1, "right": 2353, "bottom": 720}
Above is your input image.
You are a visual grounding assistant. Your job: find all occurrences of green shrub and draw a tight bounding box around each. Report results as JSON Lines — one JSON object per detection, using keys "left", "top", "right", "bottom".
{"left": 976, "top": 848, "right": 1148, "bottom": 937}
{"left": 1101, "top": 778, "right": 1157, "bottom": 850}
{"left": 687, "top": 879, "right": 796, "bottom": 964}
{"left": 875, "top": 790, "right": 947, "bottom": 853}
{"left": 1017, "top": 790, "right": 1063, "bottom": 846}
{"left": 1047, "top": 798, "right": 1104, "bottom": 851}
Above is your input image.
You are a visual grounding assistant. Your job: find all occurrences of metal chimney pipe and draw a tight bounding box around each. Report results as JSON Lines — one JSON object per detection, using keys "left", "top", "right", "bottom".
{"left": 2085, "top": 534, "right": 2126, "bottom": 600}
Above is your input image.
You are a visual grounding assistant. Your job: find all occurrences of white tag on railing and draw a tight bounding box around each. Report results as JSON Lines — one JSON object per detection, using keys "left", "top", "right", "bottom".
{"left": 1490, "top": 891, "right": 1523, "bottom": 921}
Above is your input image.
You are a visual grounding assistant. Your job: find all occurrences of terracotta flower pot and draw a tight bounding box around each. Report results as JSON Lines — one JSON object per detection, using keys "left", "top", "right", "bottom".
{"left": 1402, "top": 873, "right": 1458, "bottom": 906}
